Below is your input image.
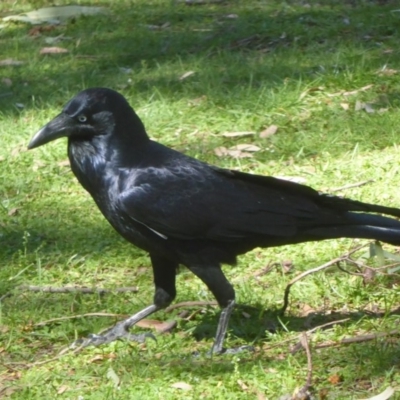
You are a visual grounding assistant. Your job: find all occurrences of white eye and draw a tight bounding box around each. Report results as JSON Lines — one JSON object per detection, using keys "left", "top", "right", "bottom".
{"left": 78, "top": 115, "right": 87, "bottom": 123}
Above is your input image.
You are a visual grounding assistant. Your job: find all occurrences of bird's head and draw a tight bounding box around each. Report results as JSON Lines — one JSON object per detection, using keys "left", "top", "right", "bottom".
{"left": 28, "top": 88, "right": 148, "bottom": 150}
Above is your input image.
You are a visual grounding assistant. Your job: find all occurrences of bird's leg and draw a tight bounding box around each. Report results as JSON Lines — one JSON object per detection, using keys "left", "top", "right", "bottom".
{"left": 188, "top": 265, "right": 254, "bottom": 355}
{"left": 71, "top": 254, "right": 178, "bottom": 348}
{"left": 73, "top": 304, "right": 160, "bottom": 347}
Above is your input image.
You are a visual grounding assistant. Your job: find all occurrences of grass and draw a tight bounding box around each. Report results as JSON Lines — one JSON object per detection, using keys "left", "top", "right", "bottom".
{"left": 1, "top": 0, "right": 400, "bottom": 398}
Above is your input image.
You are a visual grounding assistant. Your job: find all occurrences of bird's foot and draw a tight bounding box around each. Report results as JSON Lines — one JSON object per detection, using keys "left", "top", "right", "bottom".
{"left": 192, "top": 344, "right": 254, "bottom": 357}
{"left": 70, "top": 321, "right": 156, "bottom": 349}
{"left": 210, "top": 344, "right": 255, "bottom": 356}
{"left": 69, "top": 304, "right": 159, "bottom": 349}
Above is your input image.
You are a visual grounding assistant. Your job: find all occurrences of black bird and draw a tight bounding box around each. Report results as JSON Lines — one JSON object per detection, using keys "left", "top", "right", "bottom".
{"left": 28, "top": 88, "right": 400, "bottom": 353}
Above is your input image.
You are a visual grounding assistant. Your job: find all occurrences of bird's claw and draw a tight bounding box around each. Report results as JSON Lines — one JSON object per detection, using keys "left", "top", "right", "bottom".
{"left": 70, "top": 322, "right": 156, "bottom": 349}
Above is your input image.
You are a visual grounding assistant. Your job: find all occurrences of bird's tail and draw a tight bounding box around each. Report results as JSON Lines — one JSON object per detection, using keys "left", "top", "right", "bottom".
{"left": 305, "top": 212, "right": 400, "bottom": 245}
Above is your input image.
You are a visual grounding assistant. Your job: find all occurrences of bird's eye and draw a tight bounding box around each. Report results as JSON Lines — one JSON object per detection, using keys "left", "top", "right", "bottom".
{"left": 78, "top": 115, "right": 87, "bottom": 123}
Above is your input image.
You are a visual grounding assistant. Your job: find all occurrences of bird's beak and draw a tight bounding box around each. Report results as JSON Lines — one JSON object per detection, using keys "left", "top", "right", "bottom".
{"left": 28, "top": 113, "right": 75, "bottom": 149}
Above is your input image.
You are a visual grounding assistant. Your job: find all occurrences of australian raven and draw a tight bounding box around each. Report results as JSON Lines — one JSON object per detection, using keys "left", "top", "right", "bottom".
{"left": 28, "top": 88, "right": 400, "bottom": 353}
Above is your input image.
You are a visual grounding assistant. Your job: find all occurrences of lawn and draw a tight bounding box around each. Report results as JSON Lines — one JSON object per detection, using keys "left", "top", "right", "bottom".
{"left": 0, "top": 0, "right": 399, "bottom": 399}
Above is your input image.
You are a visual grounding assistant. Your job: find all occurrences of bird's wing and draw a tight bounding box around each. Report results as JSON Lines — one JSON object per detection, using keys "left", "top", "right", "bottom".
{"left": 117, "top": 164, "right": 326, "bottom": 241}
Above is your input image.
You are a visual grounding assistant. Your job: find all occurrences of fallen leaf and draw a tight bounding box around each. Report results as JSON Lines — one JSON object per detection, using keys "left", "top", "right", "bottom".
{"left": 260, "top": 125, "right": 278, "bottom": 138}
{"left": 355, "top": 101, "right": 375, "bottom": 113}
{"left": 8, "top": 208, "right": 19, "bottom": 217}
{"left": 136, "top": 318, "right": 177, "bottom": 333}
{"left": 328, "top": 84, "right": 374, "bottom": 97}
{"left": 171, "top": 382, "right": 192, "bottom": 390}
{"left": 376, "top": 68, "right": 398, "bottom": 76}
{"left": 214, "top": 146, "right": 255, "bottom": 158}
{"left": 256, "top": 391, "right": 267, "bottom": 400}
{"left": 214, "top": 146, "right": 228, "bottom": 157}
{"left": 359, "top": 386, "right": 395, "bottom": 400}
{"left": 340, "top": 103, "right": 349, "bottom": 110}
{"left": 28, "top": 25, "right": 57, "bottom": 36}
{"left": 237, "top": 379, "right": 249, "bottom": 391}
{"left": 230, "top": 144, "right": 260, "bottom": 152}
{"left": 221, "top": 131, "right": 254, "bottom": 137}
{"left": 57, "top": 385, "right": 69, "bottom": 395}
{"left": 106, "top": 367, "right": 120, "bottom": 388}
{"left": 11, "top": 145, "right": 26, "bottom": 157}
{"left": 328, "top": 374, "right": 342, "bottom": 385}
{"left": 0, "top": 387, "right": 19, "bottom": 397}
{"left": 179, "top": 71, "right": 195, "bottom": 80}
{"left": 242, "top": 311, "right": 251, "bottom": 318}
{"left": 3, "top": 6, "right": 107, "bottom": 25}
{"left": 57, "top": 159, "right": 70, "bottom": 167}
{"left": 40, "top": 46, "right": 69, "bottom": 54}
{"left": 0, "top": 59, "right": 24, "bottom": 66}
{"left": 224, "top": 14, "right": 239, "bottom": 19}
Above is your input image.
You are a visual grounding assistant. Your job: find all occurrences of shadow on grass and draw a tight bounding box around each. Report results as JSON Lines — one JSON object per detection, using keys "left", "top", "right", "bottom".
{"left": 1, "top": 0, "right": 400, "bottom": 115}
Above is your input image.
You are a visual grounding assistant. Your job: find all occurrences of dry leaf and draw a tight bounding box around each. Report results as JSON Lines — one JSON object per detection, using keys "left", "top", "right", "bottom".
{"left": 256, "top": 391, "right": 267, "bottom": 400}
{"left": 0, "top": 59, "right": 24, "bottom": 66}
{"left": 328, "top": 374, "right": 342, "bottom": 385}
{"left": 136, "top": 318, "right": 176, "bottom": 333}
{"left": 355, "top": 101, "right": 374, "bottom": 113}
{"left": 214, "top": 146, "right": 255, "bottom": 158}
{"left": 8, "top": 208, "right": 19, "bottom": 217}
{"left": 179, "top": 71, "right": 195, "bottom": 80}
{"left": 214, "top": 146, "right": 228, "bottom": 157}
{"left": 260, "top": 125, "right": 278, "bottom": 138}
{"left": 376, "top": 68, "right": 398, "bottom": 76}
{"left": 230, "top": 144, "right": 260, "bottom": 152}
{"left": 359, "top": 386, "right": 395, "bottom": 400}
{"left": 3, "top": 6, "right": 107, "bottom": 25}
{"left": 221, "top": 131, "right": 254, "bottom": 137}
{"left": 328, "top": 84, "right": 374, "bottom": 97}
{"left": 40, "top": 47, "right": 68, "bottom": 54}
{"left": 29, "top": 25, "right": 57, "bottom": 36}
{"left": 171, "top": 382, "right": 192, "bottom": 390}
{"left": 242, "top": 311, "right": 251, "bottom": 318}
{"left": 340, "top": 103, "right": 349, "bottom": 110}
{"left": 237, "top": 379, "right": 249, "bottom": 391}
{"left": 106, "top": 367, "right": 120, "bottom": 388}
{"left": 57, "top": 159, "right": 70, "bottom": 167}
{"left": 57, "top": 385, "right": 69, "bottom": 395}
{"left": 11, "top": 145, "right": 26, "bottom": 157}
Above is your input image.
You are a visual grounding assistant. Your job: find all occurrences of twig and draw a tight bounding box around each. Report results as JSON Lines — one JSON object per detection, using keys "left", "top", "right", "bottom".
{"left": 314, "top": 329, "right": 399, "bottom": 349}
{"left": 0, "top": 286, "right": 139, "bottom": 303}
{"left": 165, "top": 300, "right": 218, "bottom": 312}
{"left": 34, "top": 312, "right": 129, "bottom": 327}
{"left": 294, "top": 333, "right": 313, "bottom": 399}
{"left": 280, "top": 243, "right": 368, "bottom": 315}
{"left": 291, "top": 318, "right": 351, "bottom": 354}
{"left": 16, "top": 285, "right": 139, "bottom": 294}
{"left": 330, "top": 179, "right": 374, "bottom": 193}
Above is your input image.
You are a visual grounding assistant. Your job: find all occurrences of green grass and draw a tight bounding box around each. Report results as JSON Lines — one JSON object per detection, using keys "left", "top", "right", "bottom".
{"left": 1, "top": 0, "right": 400, "bottom": 398}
